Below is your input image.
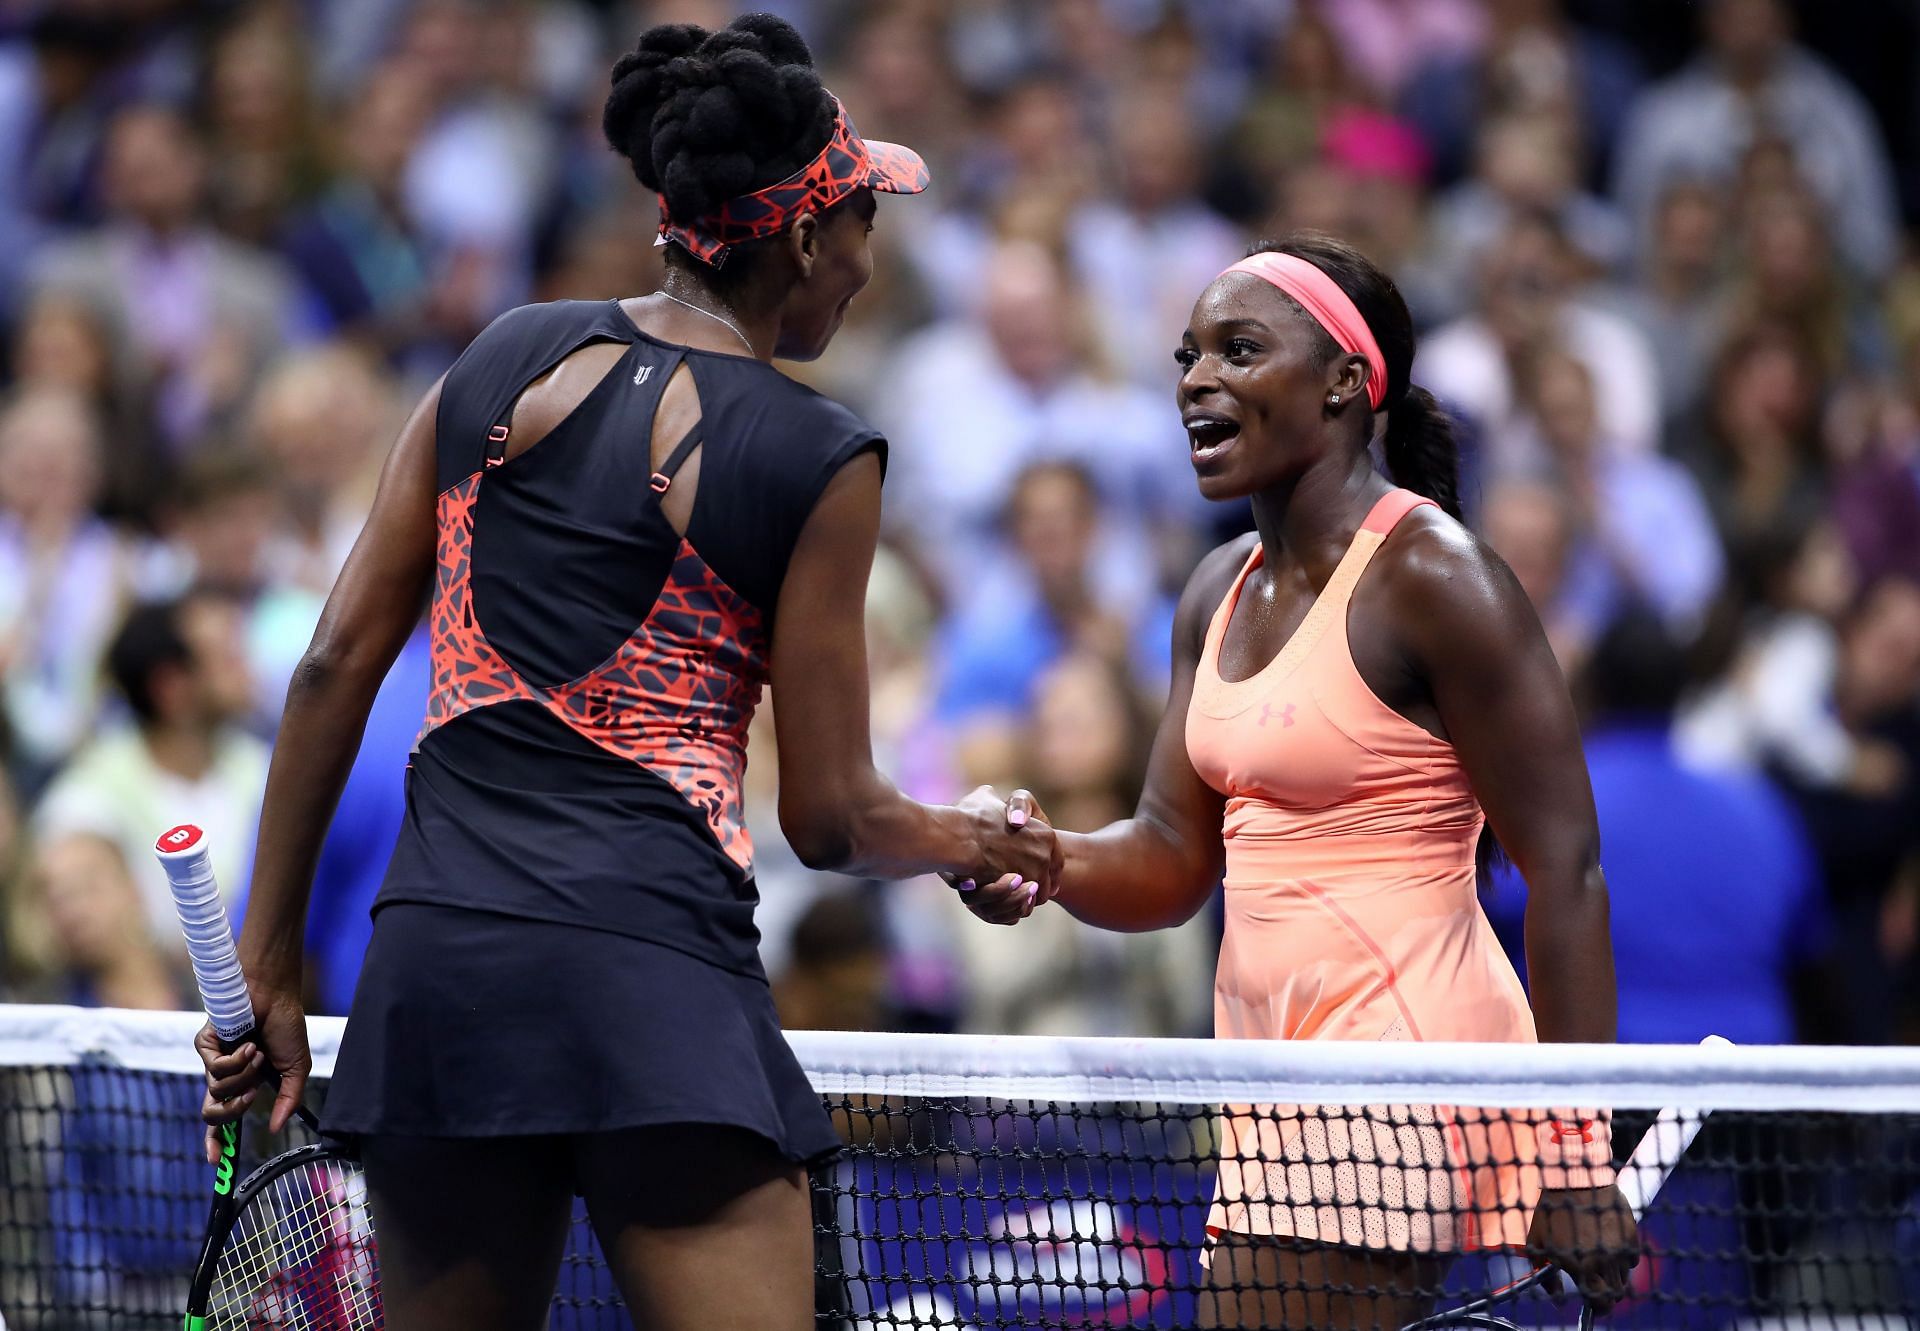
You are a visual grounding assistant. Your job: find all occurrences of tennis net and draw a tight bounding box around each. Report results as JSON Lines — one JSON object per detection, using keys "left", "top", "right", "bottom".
{"left": 1, "top": 1006, "right": 1917, "bottom": 1330}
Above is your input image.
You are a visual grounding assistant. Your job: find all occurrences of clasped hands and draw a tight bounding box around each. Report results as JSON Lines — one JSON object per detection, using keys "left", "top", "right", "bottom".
{"left": 946, "top": 785, "right": 1062, "bottom": 925}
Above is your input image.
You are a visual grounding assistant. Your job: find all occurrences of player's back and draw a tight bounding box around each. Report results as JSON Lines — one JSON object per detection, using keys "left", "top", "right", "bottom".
{"left": 378, "top": 299, "right": 885, "bottom": 975}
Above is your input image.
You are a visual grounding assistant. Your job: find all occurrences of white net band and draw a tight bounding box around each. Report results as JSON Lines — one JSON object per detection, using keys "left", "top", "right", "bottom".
{"left": 5, "top": 1004, "right": 1920, "bottom": 1110}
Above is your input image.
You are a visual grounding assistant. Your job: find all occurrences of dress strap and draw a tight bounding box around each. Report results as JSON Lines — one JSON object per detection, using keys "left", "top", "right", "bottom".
{"left": 1361, "top": 488, "right": 1437, "bottom": 535}
{"left": 649, "top": 423, "right": 704, "bottom": 494}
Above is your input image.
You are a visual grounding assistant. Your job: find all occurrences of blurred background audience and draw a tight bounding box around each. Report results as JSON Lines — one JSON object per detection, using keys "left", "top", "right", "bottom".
{"left": 1, "top": 0, "right": 1917, "bottom": 1048}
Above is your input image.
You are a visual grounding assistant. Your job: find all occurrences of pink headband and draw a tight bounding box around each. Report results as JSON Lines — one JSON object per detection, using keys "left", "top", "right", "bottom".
{"left": 1223, "top": 253, "right": 1388, "bottom": 409}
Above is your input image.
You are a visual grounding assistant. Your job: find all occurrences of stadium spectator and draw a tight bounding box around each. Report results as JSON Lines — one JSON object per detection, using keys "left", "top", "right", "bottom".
{"left": 1317, "top": 0, "right": 1485, "bottom": 104}
{"left": 6, "top": 291, "right": 162, "bottom": 525}
{"left": 773, "top": 889, "right": 892, "bottom": 1035}
{"left": 1485, "top": 611, "right": 1822, "bottom": 1045}
{"left": 1612, "top": 0, "right": 1899, "bottom": 279}
{"left": 1271, "top": 108, "right": 1443, "bottom": 324}
{"left": 1225, "top": 3, "right": 1371, "bottom": 218}
{"left": 1607, "top": 178, "right": 1729, "bottom": 427}
{"left": 0, "top": 769, "right": 36, "bottom": 996}
{"left": 825, "top": 1, "right": 968, "bottom": 189}
{"left": 1826, "top": 378, "right": 1920, "bottom": 589}
{"left": 1400, "top": 0, "right": 1644, "bottom": 189}
{"left": 1716, "top": 184, "right": 1890, "bottom": 381}
{"left": 245, "top": 345, "right": 396, "bottom": 596}
{"left": 947, "top": 649, "right": 1213, "bottom": 1038}
{"left": 385, "top": 0, "right": 563, "bottom": 328}
{"left": 1678, "top": 518, "right": 1867, "bottom": 791}
{"left": 1478, "top": 476, "right": 1584, "bottom": 671}
{"left": 1066, "top": 97, "right": 1243, "bottom": 388}
{"left": 27, "top": 102, "right": 300, "bottom": 450}
{"left": 138, "top": 451, "right": 316, "bottom": 729}
{"left": 1427, "top": 112, "right": 1631, "bottom": 312}
{"left": 1492, "top": 348, "right": 1723, "bottom": 644}
{"left": 20, "top": 831, "right": 188, "bottom": 1010}
{"left": 278, "top": 60, "right": 441, "bottom": 362}
{"left": 34, "top": 594, "right": 266, "bottom": 941}
{"left": 876, "top": 240, "right": 1189, "bottom": 602}
{"left": 1417, "top": 210, "right": 1661, "bottom": 460}
{"left": 0, "top": 389, "right": 132, "bottom": 784}
{"left": 1674, "top": 321, "right": 1827, "bottom": 573}
{"left": 904, "top": 67, "right": 1099, "bottom": 318}
{"left": 200, "top": 8, "right": 328, "bottom": 247}
{"left": 1775, "top": 577, "right": 1920, "bottom": 1044}
{"left": 934, "top": 460, "right": 1175, "bottom": 740}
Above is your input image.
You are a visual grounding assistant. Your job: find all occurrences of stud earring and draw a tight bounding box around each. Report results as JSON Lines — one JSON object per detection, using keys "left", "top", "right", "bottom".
{"left": 1329, "top": 393, "right": 1342, "bottom": 405}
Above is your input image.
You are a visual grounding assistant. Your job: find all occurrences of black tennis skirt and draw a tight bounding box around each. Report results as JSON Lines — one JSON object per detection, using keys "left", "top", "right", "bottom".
{"left": 322, "top": 902, "right": 842, "bottom": 1164}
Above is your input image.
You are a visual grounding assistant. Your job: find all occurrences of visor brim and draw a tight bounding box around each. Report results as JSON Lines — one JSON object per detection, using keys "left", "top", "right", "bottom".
{"left": 862, "top": 139, "right": 930, "bottom": 195}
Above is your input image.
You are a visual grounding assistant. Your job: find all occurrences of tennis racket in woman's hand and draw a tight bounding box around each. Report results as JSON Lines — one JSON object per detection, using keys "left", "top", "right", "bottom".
{"left": 158, "top": 823, "right": 383, "bottom": 1331}
{"left": 1402, "top": 1036, "right": 1732, "bottom": 1331}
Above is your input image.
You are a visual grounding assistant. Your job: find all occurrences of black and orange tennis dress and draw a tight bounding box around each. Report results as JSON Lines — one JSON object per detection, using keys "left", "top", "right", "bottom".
{"left": 323, "top": 298, "right": 881, "bottom": 1157}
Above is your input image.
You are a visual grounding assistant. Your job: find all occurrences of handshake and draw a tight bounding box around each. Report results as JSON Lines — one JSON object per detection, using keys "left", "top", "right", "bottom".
{"left": 944, "top": 785, "right": 1065, "bottom": 926}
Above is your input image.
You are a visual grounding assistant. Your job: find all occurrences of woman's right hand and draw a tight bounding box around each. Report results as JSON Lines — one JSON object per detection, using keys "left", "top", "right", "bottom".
{"left": 194, "top": 977, "right": 312, "bottom": 1163}
{"left": 951, "top": 787, "right": 1061, "bottom": 924}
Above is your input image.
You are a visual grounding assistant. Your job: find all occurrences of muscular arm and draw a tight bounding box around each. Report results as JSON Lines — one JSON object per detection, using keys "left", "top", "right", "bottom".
{"left": 1048, "top": 542, "right": 1237, "bottom": 931}
{"left": 770, "top": 452, "right": 1053, "bottom": 888}
{"left": 235, "top": 382, "right": 441, "bottom": 987}
{"left": 1389, "top": 522, "right": 1616, "bottom": 1044}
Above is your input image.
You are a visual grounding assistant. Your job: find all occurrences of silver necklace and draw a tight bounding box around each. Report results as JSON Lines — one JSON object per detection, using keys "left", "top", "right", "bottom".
{"left": 657, "top": 289, "right": 754, "bottom": 355}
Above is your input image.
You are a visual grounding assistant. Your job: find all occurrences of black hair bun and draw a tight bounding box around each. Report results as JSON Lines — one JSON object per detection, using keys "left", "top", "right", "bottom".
{"left": 603, "top": 12, "right": 836, "bottom": 223}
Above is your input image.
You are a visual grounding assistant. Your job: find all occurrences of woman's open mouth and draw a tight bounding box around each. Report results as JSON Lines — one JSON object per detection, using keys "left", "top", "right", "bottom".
{"left": 1185, "top": 413, "right": 1240, "bottom": 468}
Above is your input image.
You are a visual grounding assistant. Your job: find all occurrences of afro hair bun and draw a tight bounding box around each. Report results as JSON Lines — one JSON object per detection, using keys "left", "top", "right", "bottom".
{"left": 603, "top": 12, "right": 837, "bottom": 223}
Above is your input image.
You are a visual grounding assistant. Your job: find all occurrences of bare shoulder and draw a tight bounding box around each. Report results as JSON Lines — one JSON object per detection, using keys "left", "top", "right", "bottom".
{"left": 1178, "top": 533, "right": 1258, "bottom": 621}
{"left": 1173, "top": 533, "right": 1258, "bottom": 657}
{"left": 1372, "top": 504, "right": 1539, "bottom": 655}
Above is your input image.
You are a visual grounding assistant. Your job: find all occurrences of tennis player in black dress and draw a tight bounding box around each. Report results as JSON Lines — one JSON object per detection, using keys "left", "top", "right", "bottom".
{"left": 196, "top": 15, "right": 1056, "bottom": 1330}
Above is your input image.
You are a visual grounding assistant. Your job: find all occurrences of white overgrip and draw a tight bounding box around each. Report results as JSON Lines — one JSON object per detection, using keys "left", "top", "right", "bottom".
{"left": 154, "top": 825, "right": 254, "bottom": 1044}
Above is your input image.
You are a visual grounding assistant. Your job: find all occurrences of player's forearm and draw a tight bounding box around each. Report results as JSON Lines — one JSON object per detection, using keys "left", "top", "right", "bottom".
{"left": 783, "top": 769, "right": 976, "bottom": 881}
{"left": 1052, "top": 818, "right": 1217, "bottom": 932}
{"left": 236, "top": 654, "right": 383, "bottom": 986}
{"left": 1522, "top": 860, "right": 1618, "bottom": 1044}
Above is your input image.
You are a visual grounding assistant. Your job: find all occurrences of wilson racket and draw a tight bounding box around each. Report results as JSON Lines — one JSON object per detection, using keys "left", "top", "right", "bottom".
{"left": 157, "top": 823, "right": 382, "bottom": 1331}
{"left": 1402, "top": 1034, "right": 1733, "bottom": 1331}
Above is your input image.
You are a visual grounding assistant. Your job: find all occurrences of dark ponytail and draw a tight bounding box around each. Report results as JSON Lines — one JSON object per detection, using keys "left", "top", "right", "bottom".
{"left": 1381, "top": 385, "right": 1463, "bottom": 521}
{"left": 1249, "top": 234, "right": 1463, "bottom": 520}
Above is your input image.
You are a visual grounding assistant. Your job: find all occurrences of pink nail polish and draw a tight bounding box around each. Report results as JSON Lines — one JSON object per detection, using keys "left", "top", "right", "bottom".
{"left": 1025, "top": 881, "right": 1039, "bottom": 900}
{"left": 1008, "top": 806, "right": 1029, "bottom": 827}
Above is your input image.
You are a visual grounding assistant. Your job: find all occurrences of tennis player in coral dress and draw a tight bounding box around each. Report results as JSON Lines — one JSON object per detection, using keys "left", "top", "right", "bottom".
{"left": 962, "top": 235, "right": 1640, "bottom": 1330}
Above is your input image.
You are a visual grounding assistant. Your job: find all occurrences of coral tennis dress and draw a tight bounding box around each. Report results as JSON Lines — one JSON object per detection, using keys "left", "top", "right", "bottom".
{"left": 1187, "top": 489, "right": 1606, "bottom": 1255}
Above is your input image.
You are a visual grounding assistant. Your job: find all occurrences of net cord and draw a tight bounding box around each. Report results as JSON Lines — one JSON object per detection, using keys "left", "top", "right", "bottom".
{"left": 6, "top": 1006, "right": 1920, "bottom": 1110}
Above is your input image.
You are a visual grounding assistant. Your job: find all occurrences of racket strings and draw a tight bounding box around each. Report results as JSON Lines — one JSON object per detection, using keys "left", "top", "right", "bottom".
{"left": 208, "top": 1156, "right": 382, "bottom": 1329}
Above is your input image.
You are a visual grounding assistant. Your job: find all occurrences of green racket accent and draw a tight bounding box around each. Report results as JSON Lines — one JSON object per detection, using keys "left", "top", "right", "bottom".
{"left": 184, "top": 1316, "right": 207, "bottom": 1330}
{"left": 212, "top": 1121, "right": 238, "bottom": 1198}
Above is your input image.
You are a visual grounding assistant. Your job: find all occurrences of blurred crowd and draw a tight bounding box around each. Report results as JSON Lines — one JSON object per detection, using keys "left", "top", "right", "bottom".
{"left": 0, "top": 0, "right": 1917, "bottom": 1049}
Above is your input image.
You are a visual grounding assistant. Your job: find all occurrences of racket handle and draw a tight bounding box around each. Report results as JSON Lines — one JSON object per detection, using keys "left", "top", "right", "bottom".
{"left": 155, "top": 824, "right": 254, "bottom": 1045}
{"left": 1614, "top": 1034, "right": 1732, "bottom": 1219}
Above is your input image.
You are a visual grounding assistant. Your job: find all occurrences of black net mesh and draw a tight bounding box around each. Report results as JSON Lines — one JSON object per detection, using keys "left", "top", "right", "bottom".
{"left": 3, "top": 1060, "right": 1919, "bottom": 1329}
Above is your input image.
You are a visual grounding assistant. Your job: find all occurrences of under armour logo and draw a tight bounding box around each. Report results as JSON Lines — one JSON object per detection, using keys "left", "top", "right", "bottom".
{"left": 1258, "top": 703, "right": 1296, "bottom": 728}
{"left": 1548, "top": 1118, "right": 1596, "bottom": 1144}
{"left": 633, "top": 364, "right": 653, "bottom": 386}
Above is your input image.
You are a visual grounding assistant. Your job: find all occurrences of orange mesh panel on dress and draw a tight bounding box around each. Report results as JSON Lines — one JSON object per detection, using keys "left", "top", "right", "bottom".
{"left": 421, "top": 474, "right": 766, "bottom": 873}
